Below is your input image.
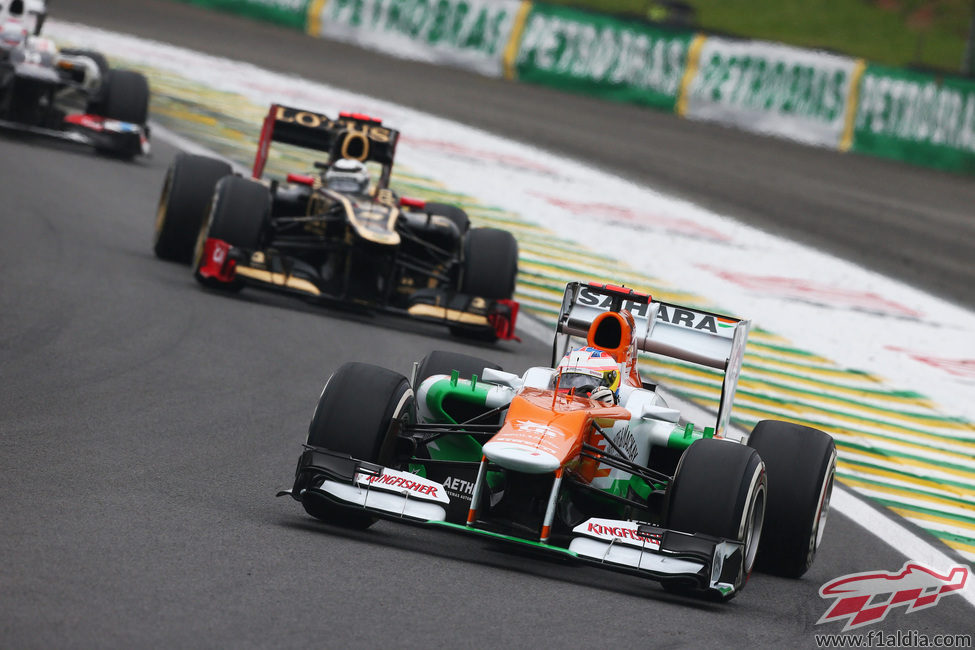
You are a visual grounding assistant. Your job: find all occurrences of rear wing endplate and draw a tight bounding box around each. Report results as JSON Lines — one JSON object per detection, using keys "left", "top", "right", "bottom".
{"left": 553, "top": 282, "right": 750, "bottom": 436}
{"left": 251, "top": 104, "right": 400, "bottom": 188}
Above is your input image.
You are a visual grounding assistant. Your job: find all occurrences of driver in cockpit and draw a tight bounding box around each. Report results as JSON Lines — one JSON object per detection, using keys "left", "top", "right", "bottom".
{"left": 555, "top": 346, "right": 622, "bottom": 405}
{"left": 323, "top": 158, "right": 370, "bottom": 196}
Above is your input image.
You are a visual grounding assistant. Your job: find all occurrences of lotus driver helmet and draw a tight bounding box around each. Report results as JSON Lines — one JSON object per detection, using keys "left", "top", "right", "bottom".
{"left": 325, "top": 158, "right": 370, "bottom": 195}
{"left": 556, "top": 346, "right": 621, "bottom": 404}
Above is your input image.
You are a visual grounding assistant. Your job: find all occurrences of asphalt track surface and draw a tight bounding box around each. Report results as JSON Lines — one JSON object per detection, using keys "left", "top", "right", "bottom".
{"left": 0, "top": 3, "right": 972, "bottom": 648}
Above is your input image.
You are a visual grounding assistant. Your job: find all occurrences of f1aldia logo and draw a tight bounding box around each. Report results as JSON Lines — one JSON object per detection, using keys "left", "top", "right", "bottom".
{"left": 817, "top": 562, "right": 970, "bottom": 631}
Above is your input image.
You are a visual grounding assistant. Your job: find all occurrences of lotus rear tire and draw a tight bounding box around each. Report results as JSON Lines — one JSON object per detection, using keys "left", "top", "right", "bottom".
{"left": 424, "top": 202, "right": 470, "bottom": 233}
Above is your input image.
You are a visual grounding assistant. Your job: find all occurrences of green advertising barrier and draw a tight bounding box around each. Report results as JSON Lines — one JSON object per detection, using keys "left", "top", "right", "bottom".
{"left": 514, "top": 3, "right": 694, "bottom": 112}
{"left": 680, "top": 37, "right": 860, "bottom": 149}
{"left": 309, "top": 0, "right": 526, "bottom": 78}
{"left": 851, "top": 63, "right": 975, "bottom": 173}
{"left": 170, "top": 0, "right": 311, "bottom": 31}
{"left": 162, "top": 0, "right": 975, "bottom": 175}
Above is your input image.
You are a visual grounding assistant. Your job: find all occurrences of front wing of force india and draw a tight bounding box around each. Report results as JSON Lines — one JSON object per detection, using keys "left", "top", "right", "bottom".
{"left": 281, "top": 448, "right": 747, "bottom": 597}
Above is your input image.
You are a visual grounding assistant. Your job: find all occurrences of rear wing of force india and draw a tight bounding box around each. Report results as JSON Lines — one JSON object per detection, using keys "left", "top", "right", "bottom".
{"left": 552, "top": 282, "right": 750, "bottom": 437}
{"left": 251, "top": 104, "right": 400, "bottom": 188}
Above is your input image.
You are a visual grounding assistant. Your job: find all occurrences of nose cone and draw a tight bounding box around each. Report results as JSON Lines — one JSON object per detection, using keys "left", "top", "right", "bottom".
{"left": 483, "top": 389, "right": 596, "bottom": 474}
{"left": 482, "top": 441, "right": 560, "bottom": 474}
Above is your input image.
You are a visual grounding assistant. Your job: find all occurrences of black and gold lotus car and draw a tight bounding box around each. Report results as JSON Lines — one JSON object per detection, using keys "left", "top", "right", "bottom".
{"left": 152, "top": 104, "right": 520, "bottom": 342}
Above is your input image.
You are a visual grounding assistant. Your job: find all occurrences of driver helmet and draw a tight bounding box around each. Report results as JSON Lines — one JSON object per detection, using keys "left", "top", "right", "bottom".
{"left": 324, "top": 158, "right": 370, "bottom": 195}
{"left": 0, "top": 21, "right": 26, "bottom": 48}
{"left": 556, "top": 346, "right": 621, "bottom": 404}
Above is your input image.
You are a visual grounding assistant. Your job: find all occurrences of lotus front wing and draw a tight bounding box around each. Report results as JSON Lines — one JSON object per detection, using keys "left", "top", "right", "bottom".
{"left": 198, "top": 237, "right": 519, "bottom": 340}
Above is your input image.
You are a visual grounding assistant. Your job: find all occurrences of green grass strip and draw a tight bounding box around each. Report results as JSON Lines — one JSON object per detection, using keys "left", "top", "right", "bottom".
{"left": 659, "top": 380, "right": 975, "bottom": 460}
{"left": 873, "top": 499, "right": 975, "bottom": 527}
{"left": 836, "top": 459, "right": 975, "bottom": 493}
{"left": 836, "top": 472, "right": 975, "bottom": 511}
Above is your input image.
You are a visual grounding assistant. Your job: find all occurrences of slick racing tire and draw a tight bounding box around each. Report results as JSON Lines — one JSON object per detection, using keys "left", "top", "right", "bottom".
{"left": 460, "top": 228, "right": 518, "bottom": 300}
{"left": 303, "top": 363, "right": 414, "bottom": 529}
{"left": 153, "top": 154, "right": 232, "bottom": 264}
{"left": 748, "top": 420, "right": 836, "bottom": 578}
{"left": 416, "top": 350, "right": 502, "bottom": 384}
{"left": 451, "top": 228, "right": 518, "bottom": 341}
{"left": 665, "top": 438, "right": 767, "bottom": 601}
{"left": 91, "top": 70, "right": 150, "bottom": 158}
{"left": 424, "top": 202, "right": 470, "bottom": 234}
{"left": 193, "top": 175, "right": 270, "bottom": 291}
{"left": 97, "top": 70, "right": 150, "bottom": 126}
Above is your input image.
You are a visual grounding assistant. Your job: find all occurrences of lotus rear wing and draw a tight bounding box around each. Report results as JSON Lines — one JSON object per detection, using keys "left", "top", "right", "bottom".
{"left": 251, "top": 104, "right": 400, "bottom": 188}
{"left": 552, "top": 282, "right": 750, "bottom": 436}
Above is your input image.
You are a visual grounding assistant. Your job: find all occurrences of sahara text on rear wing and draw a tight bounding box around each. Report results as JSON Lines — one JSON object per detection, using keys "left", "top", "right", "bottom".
{"left": 553, "top": 282, "right": 750, "bottom": 436}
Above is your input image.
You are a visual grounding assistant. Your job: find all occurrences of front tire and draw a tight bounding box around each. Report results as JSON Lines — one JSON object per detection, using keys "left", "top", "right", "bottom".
{"left": 452, "top": 228, "right": 518, "bottom": 341}
{"left": 748, "top": 420, "right": 836, "bottom": 578}
{"left": 153, "top": 154, "right": 232, "bottom": 263}
{"left": 301, "top": 363, "right": 414, "bottom": 529}
{"left": 459, "top": 227, "right": 518, "bottom": 300}
{"left": 665, "top": 438, "right": 767, "bottom": 601}
{"left": 97, "top": 69, "right": 150, "bottom": 125}
{"left": 192, "top": 175, "right": 270, "bottom": 291}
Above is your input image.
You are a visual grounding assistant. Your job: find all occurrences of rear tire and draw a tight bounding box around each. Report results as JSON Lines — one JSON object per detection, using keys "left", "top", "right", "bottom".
{"left": 153, "top": 154, "right": 232, "bottom": 264}
{"left": 416, "top": 350, "right": 502, "bottom": 384}
{"left": 302, "top": 363, "right": 414, "bottom": 529}
{"left": 192, "top": 175, "right": 270, "bottom": 291}
{"left": 424, "top": 202, "right": 469, "bottom": 233}
{"left": 665, "top": 438, "right": 767, "bottom": 601}
{"left": 748, "top": 420, "right": 836, "bottom": 578}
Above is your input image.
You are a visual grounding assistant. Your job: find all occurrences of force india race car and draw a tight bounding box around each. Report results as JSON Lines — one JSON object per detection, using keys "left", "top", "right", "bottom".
{"left": 152, "top": 104, "right": 520, "bottom": 341}
{"left": 0, "top": 1, "right": 150, "bottom": 158}
{"left": 279, "top": 282, "right": 838, "bottom": 600}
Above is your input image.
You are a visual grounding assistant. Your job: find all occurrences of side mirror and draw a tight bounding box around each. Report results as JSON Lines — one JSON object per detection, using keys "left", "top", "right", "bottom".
{"left": 399, "top": 196, "right": 426, "bottom": 210}
{"left": 641, "top": 403, "right": 681, "bottom": 422}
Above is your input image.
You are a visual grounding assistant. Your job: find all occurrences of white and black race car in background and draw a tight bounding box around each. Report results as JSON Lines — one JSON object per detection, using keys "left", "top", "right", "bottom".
{"left": 0, "top": 0, "right": 150, "bottom": 158}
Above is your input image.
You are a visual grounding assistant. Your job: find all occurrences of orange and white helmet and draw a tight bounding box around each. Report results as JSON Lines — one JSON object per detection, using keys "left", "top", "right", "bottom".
{"left": 556, "top": 346, "right": 621, "bottom": 404}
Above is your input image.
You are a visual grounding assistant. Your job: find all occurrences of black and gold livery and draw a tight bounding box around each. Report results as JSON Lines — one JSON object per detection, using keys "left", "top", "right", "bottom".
{"left": 153, "top": 104, "right": 520, "bottom": 342}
